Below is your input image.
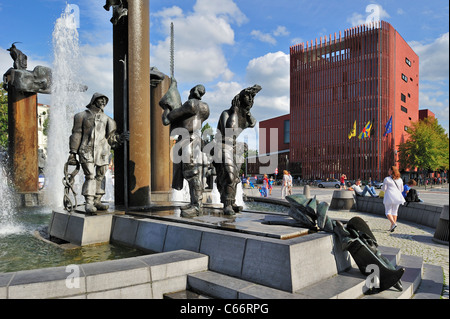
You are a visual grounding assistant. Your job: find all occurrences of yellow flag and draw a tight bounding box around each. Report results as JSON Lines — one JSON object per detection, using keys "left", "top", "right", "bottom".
{"left": 348, "top": 120, "right": 356, "bottom": 139}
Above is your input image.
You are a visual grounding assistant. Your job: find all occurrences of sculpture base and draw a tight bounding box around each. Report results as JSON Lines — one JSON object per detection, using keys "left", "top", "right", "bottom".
{"left": 48, "top": 209, "right": 113, "bottom": 246}
{"left": 330, "top": 190, "right": 355, "bottom": 210}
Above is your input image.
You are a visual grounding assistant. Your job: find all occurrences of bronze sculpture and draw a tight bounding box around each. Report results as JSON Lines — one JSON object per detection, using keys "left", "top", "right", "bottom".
{"left": 103, "top": 0, "right": 128, "bottom": 25}
{"left": 7, "top": 43, "right": 27, "bottom": 70}
{"left": 160, "top": 83, "right": 210, "bottom": 216}
{"left": 286, "top": 194, "right": 404, "bottom": 294}
{"left": 67, "top": 93, "right": 128, "bottom": 214}
{"left": 214, "top": 85, "right": 261, "bottom": 215}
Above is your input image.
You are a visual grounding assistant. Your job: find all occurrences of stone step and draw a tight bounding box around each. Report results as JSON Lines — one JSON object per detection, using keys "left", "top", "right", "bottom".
{"left": 187, "top": 271, "right": 305, "bottom": 299}
{"left": 361, "top": 254, "right": 424, "bottom": 299}
{"left": 181, "top": 245, "right": 439, "bottom": 299}
{"left": 293, "top": 246, "right": 403, "bottom": 299}
{"left": 164, "top": 290, "right": 212, "bottom": 299}
{"left": 411, "top": 263, "right": 444, "bottom": 299}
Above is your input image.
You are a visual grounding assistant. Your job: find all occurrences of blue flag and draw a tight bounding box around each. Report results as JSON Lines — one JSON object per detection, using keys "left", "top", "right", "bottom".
{"left": 384, "top": 116, "right": 392, "bottom": 137}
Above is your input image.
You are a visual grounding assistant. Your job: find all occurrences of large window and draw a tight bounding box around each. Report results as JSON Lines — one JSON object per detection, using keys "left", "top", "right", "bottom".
{"left": 401, "top": 106, "right": 408, "bottom": 113}
{"left": 401, "top": 74, "right": 408, "bottom": 82}
{"left": 284, "top": 120, "right": 290, "bottom": 144}
{"left": 401, "top": 93, "right": 406, "bottom": 102}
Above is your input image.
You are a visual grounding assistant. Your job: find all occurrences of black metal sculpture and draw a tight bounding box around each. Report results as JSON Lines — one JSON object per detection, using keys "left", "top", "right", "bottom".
{"left": 286, "top": 194, "right": 404, "bottom": 294}
{"left": 3, "top": 44, "right": 53, "bottom": 94}
{"left": 213, "top": 85, "right": 261, "bottom": 215}
{"left": 103, "top": 0, "right": 128, "bottom": 25}
{"left": 7, "top": 43, "right": 27, "bottom": 70}
{"left": 160, "top": 84, "right": 210, "bottom": 216}
{"left": 66, "top": 93, "right": 128, "bottom": 214}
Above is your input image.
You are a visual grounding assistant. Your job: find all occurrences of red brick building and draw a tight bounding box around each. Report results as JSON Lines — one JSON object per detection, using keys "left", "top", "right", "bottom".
{"left": 419, "top": 109, "right": 435, "bottom": 121}
{"left": 289, "top": 21, "right": 419, "bottom": 181}
{"left": 248, "top": 114, "right": 291, "bottom": 177}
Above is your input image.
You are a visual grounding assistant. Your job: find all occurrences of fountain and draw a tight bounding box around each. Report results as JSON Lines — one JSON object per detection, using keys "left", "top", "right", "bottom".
{"left": 1, "top": 1, "right": 434, "bottom": 300}
{"left": 45, "top": 5, "right": 86, "bottom": 209}
{"left": 0, "top": 159, "right": 22, "bottom": 236}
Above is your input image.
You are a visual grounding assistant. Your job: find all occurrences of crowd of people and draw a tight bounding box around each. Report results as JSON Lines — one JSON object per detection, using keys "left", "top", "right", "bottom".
{"left": 241, "top": 167, "right": 446, "bottom": 233}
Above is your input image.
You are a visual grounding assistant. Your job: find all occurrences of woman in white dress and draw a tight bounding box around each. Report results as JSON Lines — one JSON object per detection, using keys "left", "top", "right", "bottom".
{"left": 281, "top": 170, "right": 289, "bottom": 198}
{"left": 382, "top": 166, "right": 405, "bottom": 232}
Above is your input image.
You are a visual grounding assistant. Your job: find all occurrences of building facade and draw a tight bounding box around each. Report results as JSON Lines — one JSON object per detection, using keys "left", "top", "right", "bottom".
{"left": 289, "top": 21, "right": 419, "bottom": 181}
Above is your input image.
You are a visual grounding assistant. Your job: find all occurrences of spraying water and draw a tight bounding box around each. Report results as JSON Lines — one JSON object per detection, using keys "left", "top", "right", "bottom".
{"left": 44, "top": 5, "right": 85, "bottom": 208}
{"left": 0, "top": 160, "right": 23, "bottom": 236}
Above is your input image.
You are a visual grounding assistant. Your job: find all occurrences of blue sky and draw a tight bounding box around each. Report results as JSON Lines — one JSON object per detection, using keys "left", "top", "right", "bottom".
{"left": 1, "top": 0, "right": 448, "bottom": 144}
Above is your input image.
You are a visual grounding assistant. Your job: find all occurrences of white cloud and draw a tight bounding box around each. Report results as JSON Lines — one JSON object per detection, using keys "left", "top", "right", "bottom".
{"left": 410, "top": 32, "right": 449, "bottom": 133}
{"left": 410, "top": 32, "right": 449, "bottom": 81}
{"left": 347, "top": 4, "right": 391, "bottom": 27}
{"left": 150, "top": 0, "right": 247, "bottom": 84}
{"left": 193, "top": 0, "right": 248, "bottom": 26}
{"left": 245, "top": 51, "right": 290, "bottom": 119}
{"left": 273, "top": 26, "right": 289, "bottom": 37}
{"left": 246, "top": 51, "right": 290, "bottom": 97}
{"left": 251, "top": 26, "right": 290, "bottom": 45}
{"left": 250, "top": 30, "right": 277, "bottom": 45}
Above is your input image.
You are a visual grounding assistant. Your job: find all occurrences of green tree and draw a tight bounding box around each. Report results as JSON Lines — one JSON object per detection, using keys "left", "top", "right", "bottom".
{"left": 398, "top": 117, "right": 449, "bottom": 173}
{"left": 201, "top": 122, "right": 214, "bottom": 143}
{"left": 0, "top": 83, "right": 8, "bottom": 150}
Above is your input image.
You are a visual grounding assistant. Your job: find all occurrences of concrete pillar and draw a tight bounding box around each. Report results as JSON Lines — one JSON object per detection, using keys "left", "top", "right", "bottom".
{"left": 127, "top": 0, "right": 151, "bottom": 207}
{"left": 151, "top": 76, "right": 171, "bottom": 192}
{"left": 7, "top": 87, "right": 38, "bottom": 193}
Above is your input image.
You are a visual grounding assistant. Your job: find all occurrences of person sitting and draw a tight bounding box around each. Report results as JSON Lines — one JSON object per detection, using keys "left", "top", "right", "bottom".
{"left": 404, "top": 179, "right": 423, "bottom": 203}
{"left": 349, "top": 179, "right": 378, "bottom": 197}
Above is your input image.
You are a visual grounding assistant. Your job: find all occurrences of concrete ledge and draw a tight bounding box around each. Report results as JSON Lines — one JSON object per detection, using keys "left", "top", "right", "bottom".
{"left": 433, "top": 205, "right": 449, "bottom": 244}
{"left": 110, "top": 215, "right": 352, "bottom": 292}
{"left": 355, "top": 196, "right": 443, "bottom": 228}
{"left": 0, "top": 250, "right": 208, "bottom": 299}
{"left": 48, "top": 210, "right": 113, "bottom": 246}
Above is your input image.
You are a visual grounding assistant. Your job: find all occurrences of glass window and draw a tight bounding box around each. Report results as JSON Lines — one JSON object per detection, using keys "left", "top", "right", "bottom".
{"left": 401, "top": 106, "right": 408, "bottom": 113}
{"left": 284, "top": 120, "right": 290, "bottom": 144}
{"left": 401, "top": 74, "right": 408, "bottom": 82}
{"left": 401, "top": 93, "right": 406, "bottom": 102}
{"left": 405, "top": 57, "right": 411, "bottom": 66}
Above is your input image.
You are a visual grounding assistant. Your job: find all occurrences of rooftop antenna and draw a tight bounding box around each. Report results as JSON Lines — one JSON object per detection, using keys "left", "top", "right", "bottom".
{"left": 170, "top": 22, "right": 174, "bottom": 78}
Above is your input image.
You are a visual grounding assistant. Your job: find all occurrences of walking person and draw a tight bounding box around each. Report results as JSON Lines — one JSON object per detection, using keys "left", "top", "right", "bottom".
{"left": 340, "top": 174, "right": 347, "bottom": 189}
{"left": 268, "top": 176, "right": 274, "bottom": 195}
{"left": 262, "top": 174, "right": 269, "bottom": 197}
{"left": 382, "top": 166, "right": 405, "bottom": 232}
{"left": 287, "top": 172, "right": 293, "bottom": 195}
{"left": 281, "top": 170, "right": 289, "bottom": 198}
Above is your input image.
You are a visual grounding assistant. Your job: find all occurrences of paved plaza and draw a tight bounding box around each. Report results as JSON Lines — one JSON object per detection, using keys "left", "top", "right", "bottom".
{"left": 254, "top": 183, "right": 449, "bottom": 299}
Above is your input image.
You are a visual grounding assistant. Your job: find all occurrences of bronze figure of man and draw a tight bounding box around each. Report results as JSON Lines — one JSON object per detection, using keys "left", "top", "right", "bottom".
{"left": 68, "top": 93, "right": 128, "bottom": 214}
{"left": 214, "top": 85, "right": 261, "bottom": 215}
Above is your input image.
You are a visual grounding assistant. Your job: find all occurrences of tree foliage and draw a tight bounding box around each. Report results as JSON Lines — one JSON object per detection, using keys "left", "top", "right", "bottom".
{"left": 0, "top": 83, "right": 8, "bottom": 150}
{"left": 398, "top": 117, "right": 449, "bottom": 172}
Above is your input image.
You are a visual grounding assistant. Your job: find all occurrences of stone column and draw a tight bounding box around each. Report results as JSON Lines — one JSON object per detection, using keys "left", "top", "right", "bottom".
{"left": 7, "top": 87, "right": 38, "bottom": 193}
{"left": 151, "top": 76, "right": 171, "bottom": 194}
{"left": 127, "top": 0, "right": 151, "bottom": 207}
{"left": 112, "top": 12, "right": 128, "bottom": 207}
